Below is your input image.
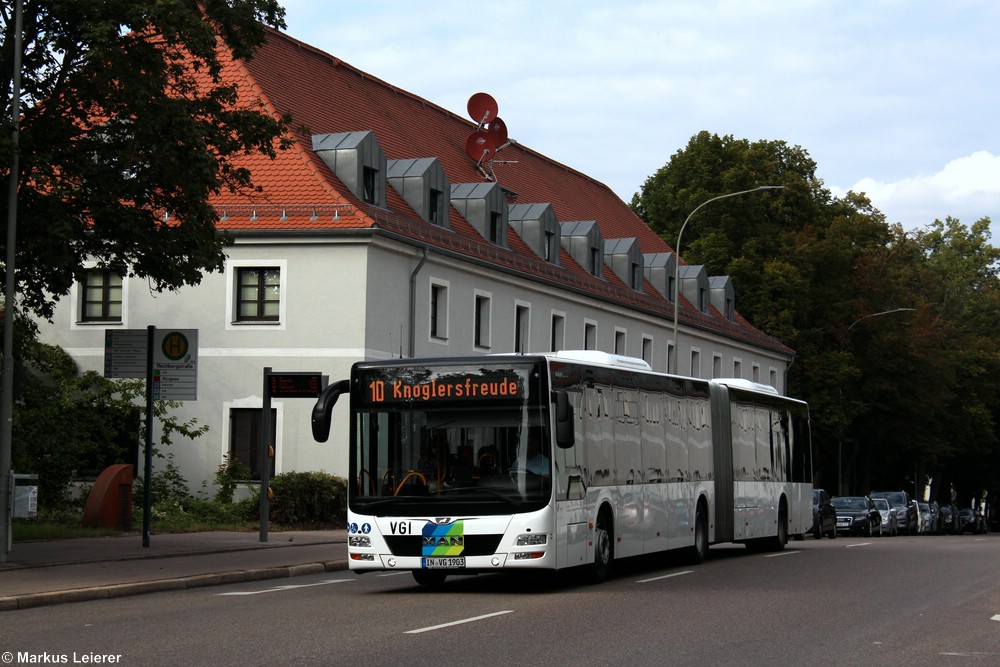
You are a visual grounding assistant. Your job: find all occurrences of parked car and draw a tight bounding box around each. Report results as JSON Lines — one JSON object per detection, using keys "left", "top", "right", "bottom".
{"left": 812, "top": 488, "right": 837, "bottom": 539}
{"left": 870, "top": 490, "right": 919, "bottom": 535}
{"left": 871, "top": 496, "right": 897, "bottom": 536}
{"left": 917, "top": 502, "right": 931, "bottom": 535}
{"left": 957, "top": 508, "right": 987, "bottom": 534}
{"left": 929, "top": 502, "right": 942, "bottom": 534}
{"left": 938, "top": 504, "right": 959, "bottom": 534}
{"left": 832, "top": 495, "right": 883, "bottom": 537}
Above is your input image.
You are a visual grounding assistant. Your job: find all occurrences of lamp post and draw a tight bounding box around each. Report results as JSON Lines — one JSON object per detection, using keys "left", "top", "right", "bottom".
{"left": 837, "top": 307, "right": 916, "bottom": 495}
{"left": 671, "top": 186, "right": 784, "bottom": 374}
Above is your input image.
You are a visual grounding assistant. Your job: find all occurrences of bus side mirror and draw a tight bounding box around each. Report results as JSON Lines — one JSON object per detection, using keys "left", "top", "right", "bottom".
{"left": 554, "top": 390, "right": 575, "bottom": 449}
{"left": 312, "top": 379, "right": 350, "bottom": 442}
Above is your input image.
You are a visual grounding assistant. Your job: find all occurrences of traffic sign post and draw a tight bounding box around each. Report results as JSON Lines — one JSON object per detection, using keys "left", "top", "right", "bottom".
{"left": 104, "top": 326, "right": 199, "bottom": 546}
{"left": 258, "top": 369, "right": 327, "bottom": 542}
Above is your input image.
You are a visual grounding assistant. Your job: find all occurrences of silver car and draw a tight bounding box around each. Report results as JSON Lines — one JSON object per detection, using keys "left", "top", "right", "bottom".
{"left": 872, "top": 496, "right": 897, "bottom": 536}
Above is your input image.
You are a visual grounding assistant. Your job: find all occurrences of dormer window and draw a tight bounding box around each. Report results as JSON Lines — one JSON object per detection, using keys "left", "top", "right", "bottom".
{"left": 490, "top": 212, "right": 502, "bottom": 243}
{"left": 362, "top": 167, "right": 377, "bottom": 204}
{"left": 590, "top": 247, "right": 601, "bottom": 275}
{"left": 387, "top": 158, "right": 449, "bottom": 225}
{"left": 429, "top": 189, "right": 442, "bottom": 224}
{"left": 544, "top": 231, "right": 554, "bottom": 261}
{"left": 312, "top": 131, "right": 387, "bottom": 207}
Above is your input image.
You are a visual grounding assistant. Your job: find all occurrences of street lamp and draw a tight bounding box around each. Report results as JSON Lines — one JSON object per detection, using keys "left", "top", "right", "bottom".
{"left": 671, "top": 186, "right": 784, "bottom": 373}
{"left": 838, "top": 306, "right": 915, "bottom": 496}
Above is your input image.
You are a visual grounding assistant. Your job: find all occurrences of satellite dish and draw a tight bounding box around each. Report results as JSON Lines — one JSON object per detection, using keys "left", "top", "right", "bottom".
{"left": 467, "top": 92, "right": 498, "bottom": 125}
{"left": 487, "top": 117, "right": 509, "bottom": 146}
{"left": 465, "top": 131, "right": 496, "bottom": 162}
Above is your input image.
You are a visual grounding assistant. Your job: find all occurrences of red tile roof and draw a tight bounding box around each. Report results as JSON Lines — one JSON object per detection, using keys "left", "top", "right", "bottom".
{"left": 207, "top": 27, "right": 791, "bottom": 356}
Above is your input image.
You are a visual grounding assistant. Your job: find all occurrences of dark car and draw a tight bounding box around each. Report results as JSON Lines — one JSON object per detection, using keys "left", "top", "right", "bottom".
{"left": 957, "top": 508, "right": 987, "bottom": 534}
{"left": 833, "top": 495, "right": 882, "bottom": 537}
{"left": 870, "top": 490, "right": 918, "bottom": 535}
{"left": 812, "top": 488, "right": 837, "bottom": 539}
{"left": 938, "top": 504, "right": 959, "bottom": 534}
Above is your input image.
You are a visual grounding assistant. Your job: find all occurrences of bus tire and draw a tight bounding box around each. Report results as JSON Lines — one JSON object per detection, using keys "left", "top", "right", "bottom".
{"left": 771, "top": 500, "right": 789, "bottom": 551}
{"left": 687, "top": 500, "right": 710, "bottom": 564}
{"left": 412, "top": 570, "right": 447, "bottom": 587}
{"left": 586, "top": 508, "right": 613, "bottom": 583}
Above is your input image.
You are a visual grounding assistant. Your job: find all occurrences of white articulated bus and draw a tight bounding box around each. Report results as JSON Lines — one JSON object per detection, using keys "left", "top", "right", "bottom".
{"left": 312, "top": 350, "right": 813, "bottom": 586}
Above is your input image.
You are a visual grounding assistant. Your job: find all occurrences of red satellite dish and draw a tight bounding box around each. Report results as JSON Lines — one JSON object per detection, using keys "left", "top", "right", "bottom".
{"left": 465, "top": 130, "right": 496, "bottom": 162}
{"left": 487, "top": 117, "right": 508, "bottom": 146}
{"left": 467, "top": 92, "right": 498, "bottom": 125}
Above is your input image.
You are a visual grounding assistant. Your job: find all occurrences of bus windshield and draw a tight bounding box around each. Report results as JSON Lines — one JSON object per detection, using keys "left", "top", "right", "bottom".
{"left": 351, "top": 361, "right": 550, "bottom": 516}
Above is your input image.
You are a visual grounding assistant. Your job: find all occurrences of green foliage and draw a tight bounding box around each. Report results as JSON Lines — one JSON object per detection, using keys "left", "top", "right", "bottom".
{"left": 11, "top": 340, "right": 144, "bottom": 510}
{"left": 213, "top": 455, "right": 253, "bottom": 504}
{"left": 0, "top": 0, "right": 290, "bottom": 319}
{"left": 268, "top": 471, "right": 347, "bottom": 528}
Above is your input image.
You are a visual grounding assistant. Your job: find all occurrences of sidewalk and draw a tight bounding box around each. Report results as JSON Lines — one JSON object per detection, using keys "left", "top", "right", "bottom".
{"left": 0, "top": 529, "right": 348, "bottom": 612}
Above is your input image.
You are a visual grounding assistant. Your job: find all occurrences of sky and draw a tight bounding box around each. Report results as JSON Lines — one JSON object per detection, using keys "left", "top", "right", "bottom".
{"left": 279, "top": 0, "right": 1000, "bottom": 237}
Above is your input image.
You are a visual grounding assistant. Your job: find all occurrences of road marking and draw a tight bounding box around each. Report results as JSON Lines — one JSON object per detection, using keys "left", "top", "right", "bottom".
{"left": 992, "top": 614, "right": 1000, "bottom": 622}
{"left": 217, "top": 579, "right": 352, "bottom": 596}
{"left": 637, "top": 570, "right": 694, "bottom": 583}
{"left": 406, "top": 611, "right": 514, "bottom": 634}
{"left": 764, "top": 550, "right": 800, "bottom": 558}
{"left": 846, "top": 542, "right": 873, "bottom": 548}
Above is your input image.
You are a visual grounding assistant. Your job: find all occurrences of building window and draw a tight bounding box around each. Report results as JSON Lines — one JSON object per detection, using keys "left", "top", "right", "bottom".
{"left": 81, "top": 269, "right": 123, "bottom": 322}
{"left": 668, "top": 275, "right": 676, "bottom": 303}
{"left": 615, "top": 329, "right": 626, "bottom": 355}
{"left": 229, "top": 408, "right": 277, "bottom": 481}
{"left": 642, "top": 336, "right": 653, "bottom": 365}
{"left": 691, "top": 350, "right": 701, "bottom": 377}
{"left": 362, "top": 166, "right": 378, "bottom": 204}
{"left": 544, "top": 231, "right": 554, "bottom": 262}
{"left": 699, "top": 287, "right": 708, "bottom": 312}
{"left": 584, "top": 321, "right": 597, "bottom": 350}
{"left": 752, "top": 364, "right": 761, "bottom": 383}
{"left": 430, "top": 282, "right": 448, "bottom": 339}
{"left": 713, "top": 355, "right": 722, "bottom": 378}
{"left": 474, "top": 294, "right": 491, "bottom": 348}
{"left": 631, "top": 262, "right": 641, "bottom": 290}
{"left": 237, "top": 267, "right": 280, "bottom": 321}
{"left": 489, "top": 212, "right": 502, "bottom": 244}
{"left": 667, "top": 342, "right": 675, "bottom": 373}
{"left": 514, "top": 304, "right": 529, "bottom": 353}
{"left": 550, "top": 313, "right": 565, "bottom": 352}
{"left": 590, "top": 247, "right": 601, "bottom": 276}
{"left": 733, "top": 359, "right": 742, "bottom": 378}
{"left": 429, "top": 188, "right": 443, "bottom": 224}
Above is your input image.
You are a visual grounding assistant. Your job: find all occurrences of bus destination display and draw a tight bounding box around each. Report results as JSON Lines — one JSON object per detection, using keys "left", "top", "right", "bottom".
{"left": 364, "top": 370, "right": 523, "bottom": 404}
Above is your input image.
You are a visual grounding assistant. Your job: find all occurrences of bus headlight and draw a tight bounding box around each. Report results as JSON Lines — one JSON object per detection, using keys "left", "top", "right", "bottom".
{"left": 516, "top": 533, "right": 547, "bottom": 546}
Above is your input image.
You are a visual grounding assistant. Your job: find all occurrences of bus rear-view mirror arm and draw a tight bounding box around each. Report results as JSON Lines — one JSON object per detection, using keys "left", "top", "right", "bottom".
{"left": 312, "top": 379, "right": 350, "bottom": 442}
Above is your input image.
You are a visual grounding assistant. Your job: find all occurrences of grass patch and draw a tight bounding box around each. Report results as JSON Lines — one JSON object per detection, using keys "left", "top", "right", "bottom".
{"left": 13, "top": 520, "right": 121, "bottom": 541}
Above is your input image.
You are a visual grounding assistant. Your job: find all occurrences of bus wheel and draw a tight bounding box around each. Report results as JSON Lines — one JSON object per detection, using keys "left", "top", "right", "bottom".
{"left": 687, "top": 501, "right": 709, "bottom": 564}
{"left": 412, "top": 570, "right": 447, "bottom": 587}
{"left": 771, "top": 502, "right": 788, "bottom": 551}
{"left": 587, "top": 511, "right": 613, "bottom": 583}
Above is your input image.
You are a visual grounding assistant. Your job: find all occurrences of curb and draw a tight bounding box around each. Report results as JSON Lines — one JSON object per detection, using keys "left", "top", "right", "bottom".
{"left": 0, "top": 559, "right": 348, "bottom": 612}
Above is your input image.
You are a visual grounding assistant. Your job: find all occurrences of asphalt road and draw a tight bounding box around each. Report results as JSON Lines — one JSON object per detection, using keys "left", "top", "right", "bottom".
{"left": 3, "top": 533, "right": 998, "bottom": 666}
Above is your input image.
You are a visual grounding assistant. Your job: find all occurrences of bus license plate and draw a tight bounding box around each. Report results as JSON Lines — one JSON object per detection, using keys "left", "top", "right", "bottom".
{"left": 422, "top": 557, "right": 465, "bottom": 569}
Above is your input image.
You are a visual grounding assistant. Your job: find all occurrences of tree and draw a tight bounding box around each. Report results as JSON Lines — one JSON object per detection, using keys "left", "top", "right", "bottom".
{"left": 0, "top": 0, "right": 290, "bottom": 319}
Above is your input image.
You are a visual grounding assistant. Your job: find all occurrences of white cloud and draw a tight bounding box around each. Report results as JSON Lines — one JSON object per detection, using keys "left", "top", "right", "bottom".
{"left": 840, "top": 152, "right": 1000, "bottom": 231}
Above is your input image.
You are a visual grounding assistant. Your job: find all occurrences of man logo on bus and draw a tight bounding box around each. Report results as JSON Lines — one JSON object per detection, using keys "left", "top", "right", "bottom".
{"left": 422, "top": 520, "right": 465, "bottom": 557}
